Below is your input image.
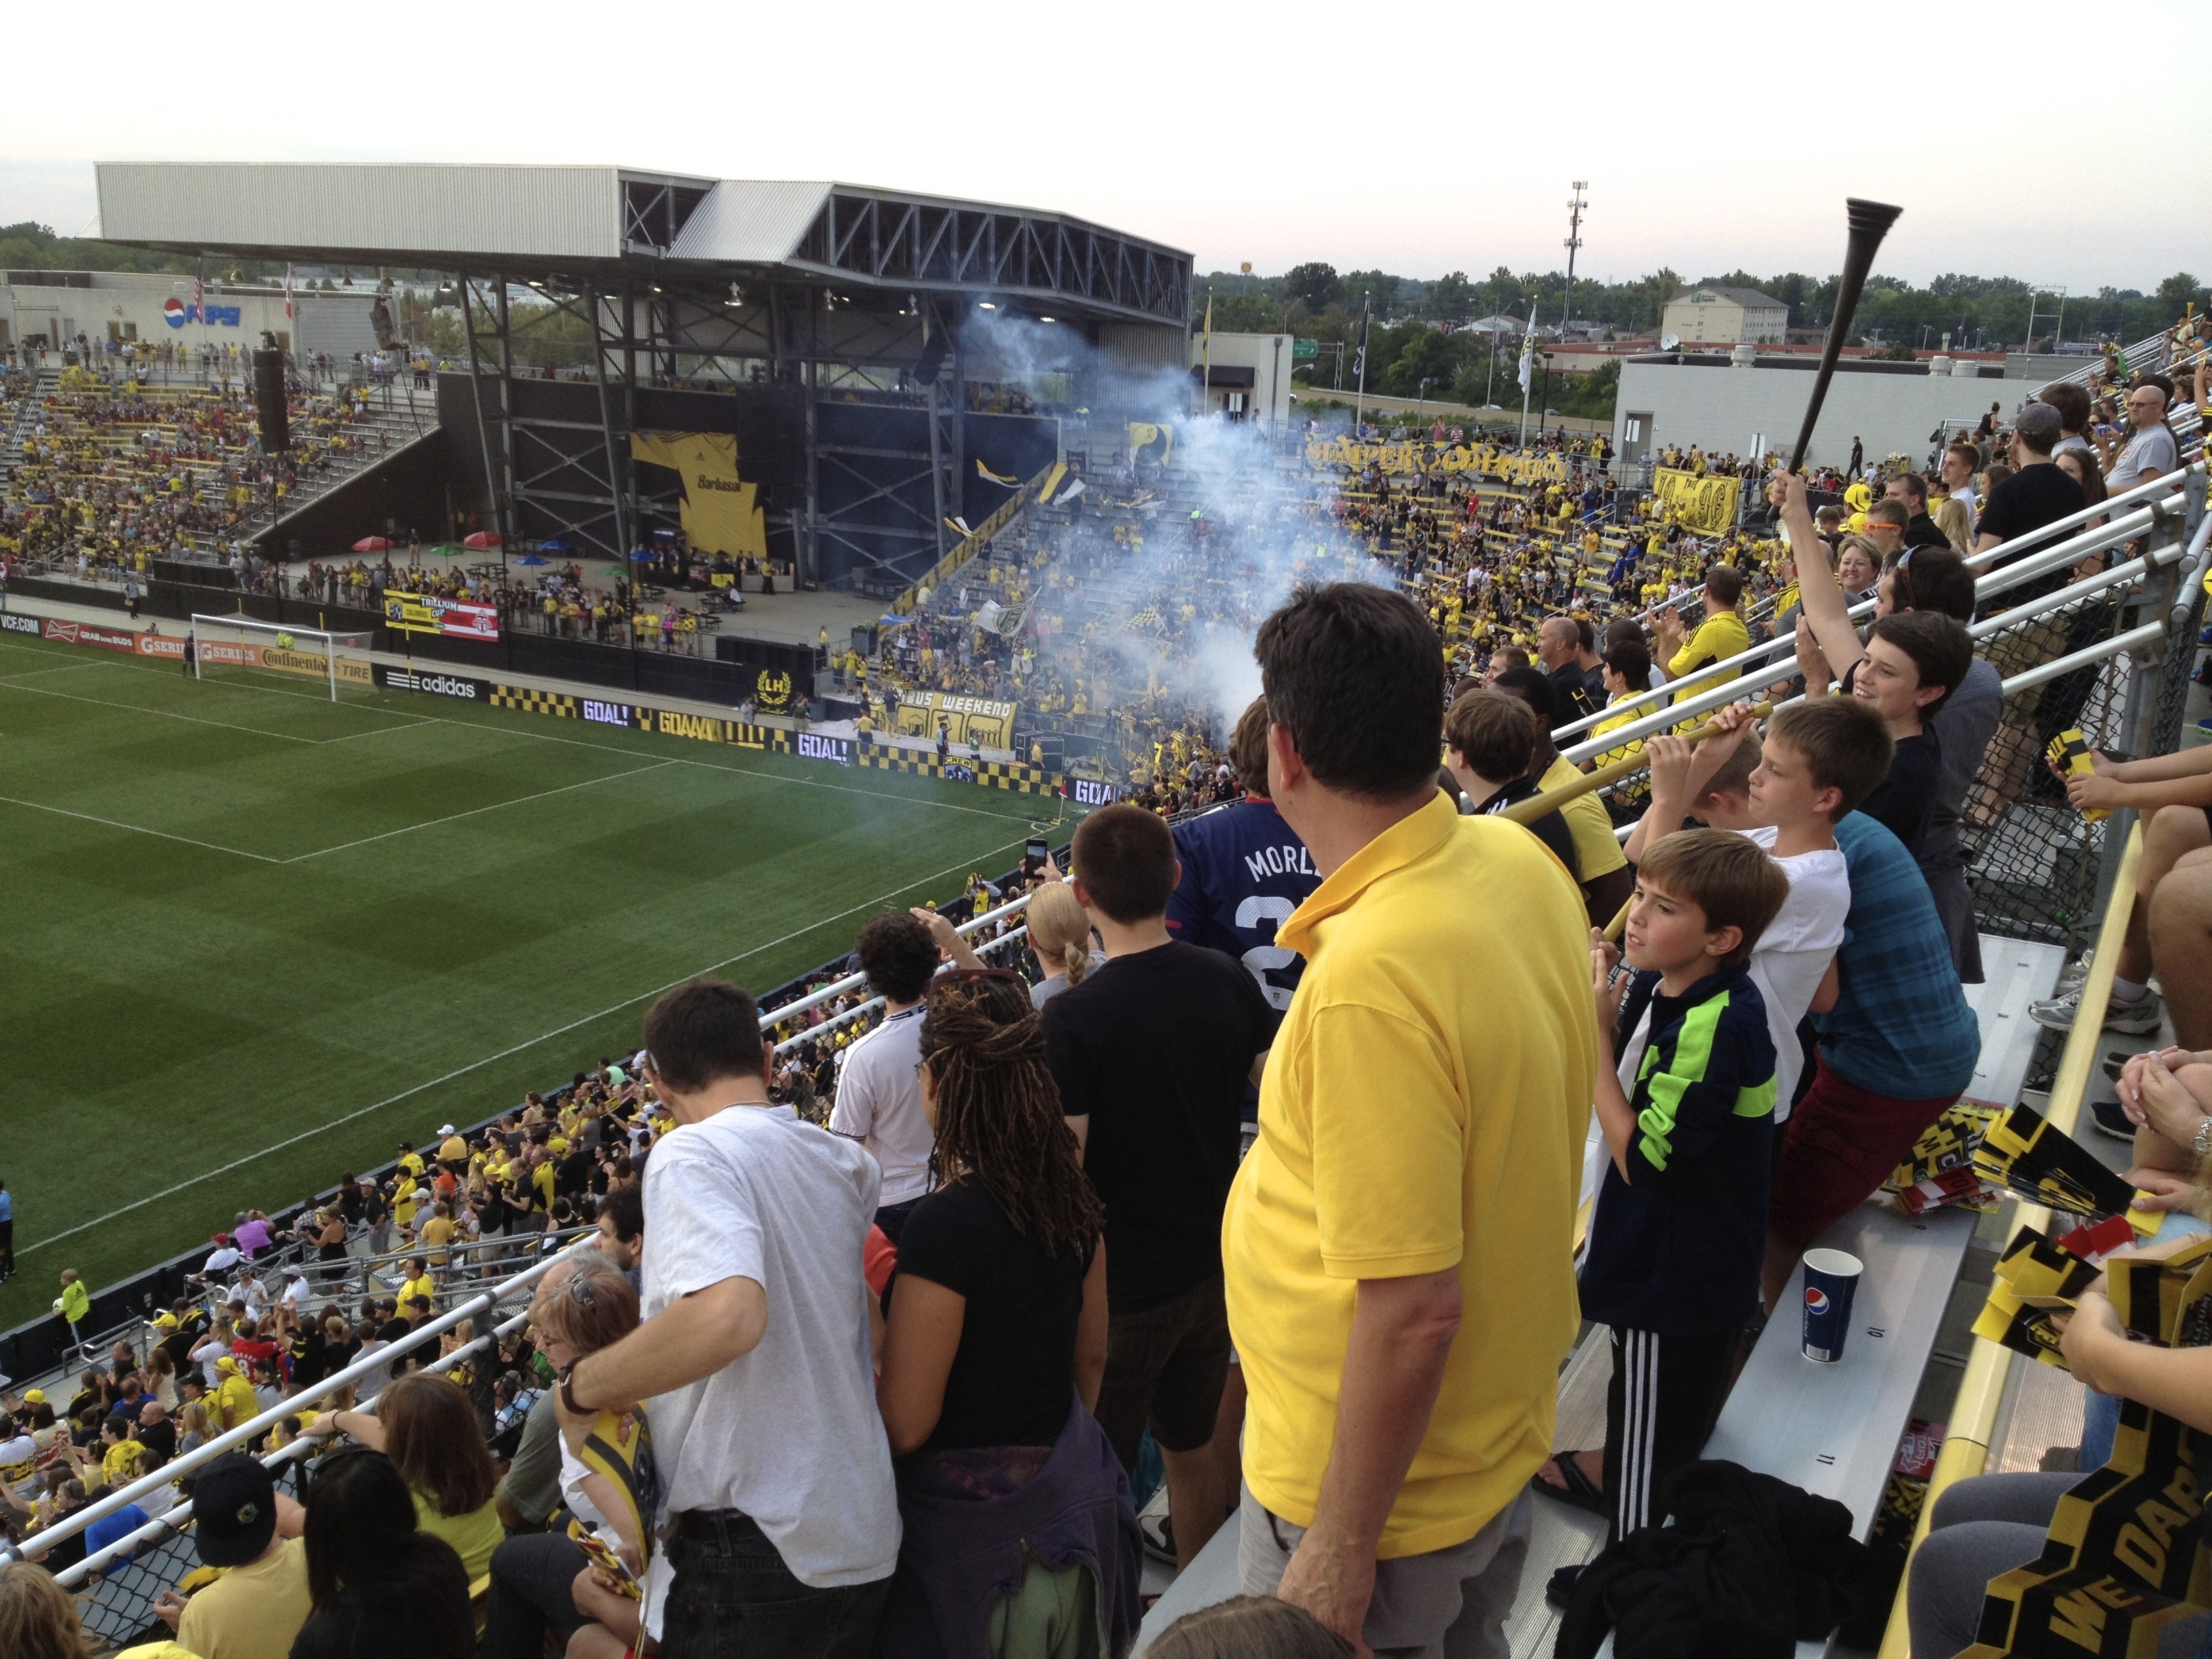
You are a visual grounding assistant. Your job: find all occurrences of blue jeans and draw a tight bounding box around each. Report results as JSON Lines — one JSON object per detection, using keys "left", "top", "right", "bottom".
{"left": 660, "top": 1511, "right": 888, "bottom": 1659}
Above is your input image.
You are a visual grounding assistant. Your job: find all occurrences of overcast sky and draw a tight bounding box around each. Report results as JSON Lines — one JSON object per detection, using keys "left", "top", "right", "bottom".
{"left": 5, "top": 1, "right": 2204, "bottom": 294}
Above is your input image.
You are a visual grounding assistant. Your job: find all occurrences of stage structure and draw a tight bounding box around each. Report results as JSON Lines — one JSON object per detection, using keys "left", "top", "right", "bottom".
{"left": 96, "top": 164, "right": 1192, "bottom": 588}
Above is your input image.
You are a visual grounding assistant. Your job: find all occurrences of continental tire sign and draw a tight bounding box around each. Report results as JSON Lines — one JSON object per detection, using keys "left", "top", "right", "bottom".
{"left": 259, "top": 645, "right": 373, "bottom": 685}
{"left": 375, "top": 665, "right": 488, "bottom": 701}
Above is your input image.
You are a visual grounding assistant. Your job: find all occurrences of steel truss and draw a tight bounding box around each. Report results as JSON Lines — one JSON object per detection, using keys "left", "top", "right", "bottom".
{"left": 455, "top": 272, "right": 970, "bottom": 583}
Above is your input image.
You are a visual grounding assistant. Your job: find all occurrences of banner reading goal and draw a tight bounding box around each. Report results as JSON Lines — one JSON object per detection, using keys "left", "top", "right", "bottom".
{"left": 187, "top": 615, "right": 375, "bottom": 701}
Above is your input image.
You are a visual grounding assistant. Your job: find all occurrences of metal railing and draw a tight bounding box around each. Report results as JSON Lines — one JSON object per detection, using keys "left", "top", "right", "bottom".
{"left": 10, "top": 1240, "right": 580, "bottom": 1590}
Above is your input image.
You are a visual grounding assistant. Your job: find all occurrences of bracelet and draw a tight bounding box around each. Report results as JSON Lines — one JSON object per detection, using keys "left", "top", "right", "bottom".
{"left": 2192, "top": 1117, "right": 2212, "bottom": 1165}
{"left": 557, "top": 1360, "right": 589, "bottom": 1417}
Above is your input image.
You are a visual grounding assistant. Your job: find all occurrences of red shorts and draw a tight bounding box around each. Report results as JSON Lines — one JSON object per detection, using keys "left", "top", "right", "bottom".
{"left": 1768, "top": 1055, "right": 1957, "bottom": 1250}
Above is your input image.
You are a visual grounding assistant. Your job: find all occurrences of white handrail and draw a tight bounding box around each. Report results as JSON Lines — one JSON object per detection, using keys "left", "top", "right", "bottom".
{"left": 758, "top": 888, "right": 1042, "bottom": 1027}
{"left": 12, "top": 1243, "right": 578, "bottom": 1576}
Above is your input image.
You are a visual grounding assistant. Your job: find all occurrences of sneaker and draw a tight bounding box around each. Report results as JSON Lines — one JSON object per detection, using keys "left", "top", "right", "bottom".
{"left": 2029, "top": 987, "right": 2164, "bottom": 1035}
{"left": 2087, "top": 1096, "right": 2136, "bottom": 1141}
{"left": 2054, "top": 951, "right": 2095, "bottom": 994}
{"left": 2104, "top": 1049, "right": 2132, "bottom": 1082}
{"left": 1140, "top": 1510, "right": 1176, "bottom": 1565}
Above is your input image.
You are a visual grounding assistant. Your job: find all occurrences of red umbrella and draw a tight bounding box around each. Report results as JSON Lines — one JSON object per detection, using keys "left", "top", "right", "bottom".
{"left": 462, "top": 531, "right": 504, "bottom": 549}
{"left": 352, "top": 535, "right": 392, "bottom": 552}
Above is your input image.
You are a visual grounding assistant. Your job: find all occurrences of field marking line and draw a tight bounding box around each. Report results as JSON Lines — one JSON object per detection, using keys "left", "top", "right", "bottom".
{"left": 285, "top": 758, "right": 679, "bottom": 861}
{"left": 0, "top": 657, "right": 117, "bottom": 682}
{"left": 11, "top": 832, "right": 1033, "bottom": 1262}
{"left": 0, "top": 632, "right": 1038, "bottom": 823}
{"left": 312, "top": 716, "right": 441, "bottom": 743}
{"left": 0, "top": 792, "right": 283, "bottom": 863}
{"left": 0, "top": 673, "right": 324, "bottom": 743}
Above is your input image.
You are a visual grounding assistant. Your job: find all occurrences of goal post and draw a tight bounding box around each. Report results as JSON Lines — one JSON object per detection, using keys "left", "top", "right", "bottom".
{"left": 186, "top": 614, "right": 375, "bottom": 702}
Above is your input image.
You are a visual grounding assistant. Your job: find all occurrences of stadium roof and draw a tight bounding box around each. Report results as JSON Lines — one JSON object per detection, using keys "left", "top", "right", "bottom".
{"left": 94, "top": 162, "right": 1192, "bottom": 328}
{"left": 1666, "top": 284, "right": 1786, "bottom": 310}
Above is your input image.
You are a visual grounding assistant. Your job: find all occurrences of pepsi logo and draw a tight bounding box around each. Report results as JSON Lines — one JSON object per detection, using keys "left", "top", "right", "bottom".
{"left": 163, "top": 297, "right": 186, "bottom": 329}
{"left": 1805, "top": 1287, "right": 1830, "bottom": 1314}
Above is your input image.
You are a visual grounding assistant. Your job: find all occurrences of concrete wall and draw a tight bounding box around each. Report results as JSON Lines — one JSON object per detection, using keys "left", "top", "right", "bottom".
{"left": 1613, "top": 358, "right": 2031, "bottom": 472}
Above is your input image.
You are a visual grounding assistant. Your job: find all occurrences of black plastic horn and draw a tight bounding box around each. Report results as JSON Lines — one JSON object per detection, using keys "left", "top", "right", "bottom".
{"left": 1788, "top": 197, "right": 1904, "bottom": 473}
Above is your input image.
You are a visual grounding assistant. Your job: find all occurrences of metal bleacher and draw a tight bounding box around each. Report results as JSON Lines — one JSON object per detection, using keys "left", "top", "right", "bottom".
{"left": 1132, "top": 935, "right": 2065, "bottom": 1659}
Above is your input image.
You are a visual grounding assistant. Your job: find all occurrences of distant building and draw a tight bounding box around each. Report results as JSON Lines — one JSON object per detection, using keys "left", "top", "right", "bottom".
{"left": 1660, "top": 285, "right": 1789, "bottom": 346}
{"left": 1189, "top": 331, "right": 1296, "bottom": 427}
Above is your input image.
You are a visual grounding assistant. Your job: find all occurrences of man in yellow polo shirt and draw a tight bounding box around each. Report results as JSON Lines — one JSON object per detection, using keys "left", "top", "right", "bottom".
{"left": 1652, "top": 565, "right": 1750, "bottom": 706}
{"left": 1226, "top": 583, "right": 1595, "bottom": 1655}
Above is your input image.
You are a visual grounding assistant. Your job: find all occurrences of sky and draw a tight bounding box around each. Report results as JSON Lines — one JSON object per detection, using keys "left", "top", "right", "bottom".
{"left": 4, "top": 0, "right": 2205, "bottom": 294}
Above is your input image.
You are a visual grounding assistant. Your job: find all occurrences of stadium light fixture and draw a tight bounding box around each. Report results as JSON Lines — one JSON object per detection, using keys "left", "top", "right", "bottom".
{"left": 978, "top": 302, "right": 996, "bottom": 310}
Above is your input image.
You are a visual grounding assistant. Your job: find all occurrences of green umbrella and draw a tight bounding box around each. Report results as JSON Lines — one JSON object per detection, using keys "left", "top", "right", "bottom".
{"left": 426, "top": 543, "right": 467, "bottom": 557}
{"left": 600, "top": 565, "right": 628, "bottom": 577}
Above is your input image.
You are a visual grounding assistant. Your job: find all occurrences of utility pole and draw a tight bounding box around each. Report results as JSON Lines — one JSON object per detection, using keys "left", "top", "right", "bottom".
{"left": 1559, "top": 182, "right": 1587, "bottom": 348}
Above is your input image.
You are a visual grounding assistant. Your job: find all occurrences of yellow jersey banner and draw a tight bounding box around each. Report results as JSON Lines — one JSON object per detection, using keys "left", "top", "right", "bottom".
{"left": 1129, "top": 423, "right": 1174, "bottom": 468}
{"left": 893, "top": 689, "right": 1019, "bottom": 749}
{"left": 1304, "top": 437, "right": 1573, "bottom": 486}
{"left": 629, "top": 432, "right": 769, "bottom": 559}
{"left": 1651, "top": 467, "right": 1742, "bottom": 533}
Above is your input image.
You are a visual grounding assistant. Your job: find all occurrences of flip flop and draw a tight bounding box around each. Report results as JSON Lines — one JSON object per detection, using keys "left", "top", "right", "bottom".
{"left": 1531, "top": 1451, "right": 1610, "bottom": 1518}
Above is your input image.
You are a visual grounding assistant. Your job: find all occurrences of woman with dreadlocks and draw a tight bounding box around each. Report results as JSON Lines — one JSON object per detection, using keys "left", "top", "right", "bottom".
{"left": 874, "top": 969, "right": 1141, "bottom": 1659}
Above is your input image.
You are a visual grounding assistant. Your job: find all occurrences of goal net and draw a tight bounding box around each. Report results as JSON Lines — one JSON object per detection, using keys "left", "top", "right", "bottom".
{"left": 186, "top": 614, "right": 376, "bottom": 702}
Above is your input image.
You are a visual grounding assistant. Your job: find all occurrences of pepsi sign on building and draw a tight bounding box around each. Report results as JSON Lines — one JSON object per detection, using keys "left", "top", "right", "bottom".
{"left": 0, "top": 269, "right": 380, "bottom": 363}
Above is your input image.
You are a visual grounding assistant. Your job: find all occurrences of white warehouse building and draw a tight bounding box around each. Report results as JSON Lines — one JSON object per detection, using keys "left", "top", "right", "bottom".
{"left": 0, "top": 269, "right": 383, "bottom": 364}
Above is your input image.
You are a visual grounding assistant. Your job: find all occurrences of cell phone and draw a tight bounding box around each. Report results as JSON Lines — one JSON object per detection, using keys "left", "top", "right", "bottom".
{"left": 1024, "top": 837, "right": 1049, "bottom": 868}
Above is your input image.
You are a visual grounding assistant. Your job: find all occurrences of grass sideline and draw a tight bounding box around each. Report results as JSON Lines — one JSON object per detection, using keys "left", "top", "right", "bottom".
{"left": 0, "top": 630, "right": 1059, "bottom": 1330}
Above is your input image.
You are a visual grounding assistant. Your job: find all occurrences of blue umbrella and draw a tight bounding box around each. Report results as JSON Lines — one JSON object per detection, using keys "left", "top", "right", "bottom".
{"left": 515, "top": 553, "right": 549, "bottom": 566}
{"left": 539, "top": 537, "right": 574, "bottom": 552}
{"left": 628, "top": 548, "right": 657, "bottom": 561}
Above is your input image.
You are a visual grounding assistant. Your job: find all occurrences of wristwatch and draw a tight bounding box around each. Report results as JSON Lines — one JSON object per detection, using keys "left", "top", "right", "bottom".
{"left": 2192, "top": 1116, "right": 2212, "bottom": 1166}
{"left": 558, "top": 1360, "right": 590, "bottom": 1417}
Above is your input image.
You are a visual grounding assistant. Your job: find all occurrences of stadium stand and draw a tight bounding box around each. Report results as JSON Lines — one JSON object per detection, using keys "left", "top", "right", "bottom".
{"left": 3, "top": 319, "right": 2207, "bottom": 1659}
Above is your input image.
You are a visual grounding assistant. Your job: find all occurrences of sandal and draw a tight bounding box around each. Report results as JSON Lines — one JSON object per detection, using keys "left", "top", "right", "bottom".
{"left": 1531, "top": 1451, "right": 1610, "bottom": 1518}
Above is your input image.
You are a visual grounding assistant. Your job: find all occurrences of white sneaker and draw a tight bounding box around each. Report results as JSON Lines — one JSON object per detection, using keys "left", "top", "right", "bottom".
{"left": 2029, "top": 986, "right": 2163, "bottom": 1036}
{"left": 2054, "top": 950, "right": 2095, "bottom": 994}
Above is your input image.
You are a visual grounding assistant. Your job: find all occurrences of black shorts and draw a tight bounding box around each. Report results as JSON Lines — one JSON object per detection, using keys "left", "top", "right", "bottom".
{"left": 0, "top": 1219, "right": 12, "bottom": 1250}
{"left": 1094, "top": 1275, "right": 1232, "bottom": 1466}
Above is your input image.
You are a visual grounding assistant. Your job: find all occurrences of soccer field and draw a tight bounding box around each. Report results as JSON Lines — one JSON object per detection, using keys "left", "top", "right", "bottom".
{"left": 0, "top": 628, "right": 1054, "bottom": 1328}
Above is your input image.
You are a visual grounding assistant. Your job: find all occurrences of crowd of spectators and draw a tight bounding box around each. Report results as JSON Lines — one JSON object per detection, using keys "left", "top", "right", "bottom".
{"left": 0, "top": 324, "right": 2206, "bottom": 1659}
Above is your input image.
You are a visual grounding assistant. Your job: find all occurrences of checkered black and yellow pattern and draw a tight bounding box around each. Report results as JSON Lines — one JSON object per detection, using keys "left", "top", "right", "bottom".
{"left": 856, "top": 746, "right": 1057, "bottom": 795}
{"left": 491, "top": 686, "right": 580, "bottom": 718}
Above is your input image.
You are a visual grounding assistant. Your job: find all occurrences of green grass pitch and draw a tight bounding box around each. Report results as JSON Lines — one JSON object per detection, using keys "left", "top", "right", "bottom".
{"left": 0, "top": 629, "right": 1057, "bottom": 1329}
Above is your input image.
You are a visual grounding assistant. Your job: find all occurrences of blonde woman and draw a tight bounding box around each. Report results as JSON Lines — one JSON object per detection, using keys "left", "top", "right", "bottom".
{"left": 1932, "top": 495, "right": 1973, "bottom": 553}
{"left": 1023, "top": 880, "right": 1102, "bottom": 1010}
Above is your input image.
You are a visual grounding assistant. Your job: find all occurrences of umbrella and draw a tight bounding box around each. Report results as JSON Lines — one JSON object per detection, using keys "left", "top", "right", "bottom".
{"left": 628, "top": 548, "right": 657, "bottom": 561}
{"left": 600, "top": 565, "right": 628, "bottom": 577}
{"left": 352, "top": 535, "right": 391, "bottom": 552}
{"left": 462, "top": 531, "right": 504, "bottom": 549}
{"left": 539, "top": 537, "right": 574, "bottom": 552}
{"left": 516, "top": 553, "right": 549, "bottom": 567}
{"left": 426, "top": 543, "right": 467, "bottom": 558}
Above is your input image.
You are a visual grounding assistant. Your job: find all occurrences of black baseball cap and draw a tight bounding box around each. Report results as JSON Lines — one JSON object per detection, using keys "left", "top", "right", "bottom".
{"left": 190, "top": 1452, "right": 277, "bottom": 1566}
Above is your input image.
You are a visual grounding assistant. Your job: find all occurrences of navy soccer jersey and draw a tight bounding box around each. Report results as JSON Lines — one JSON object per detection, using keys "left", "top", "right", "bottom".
{"left": 1165, "top": 798, "right": 1322, "bottom": 1011}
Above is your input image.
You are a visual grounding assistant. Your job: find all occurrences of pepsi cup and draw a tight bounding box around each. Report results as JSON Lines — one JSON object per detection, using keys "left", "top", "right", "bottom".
{"left": 1801, "top": 1248, "right": 1864, "bottom": 1364}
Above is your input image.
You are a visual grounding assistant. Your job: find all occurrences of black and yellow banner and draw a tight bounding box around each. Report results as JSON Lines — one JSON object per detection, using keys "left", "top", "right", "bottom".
{"left": 893, "top": 689, "right": 1020, "bottom": 750}
{"left": 1650, "top": 467, "right": 1743, "bottom": 533}
{"left": 1129, "top": 422, "right": 1174, "bottom": 468}
{"left": 629, "top": 432, "right": 769, "bottom": 559}
{"left": 1303, "top": 436, "right": 1574, "bottom": 485}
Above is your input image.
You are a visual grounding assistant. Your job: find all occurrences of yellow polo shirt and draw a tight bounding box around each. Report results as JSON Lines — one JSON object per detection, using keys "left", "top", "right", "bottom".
{"left": 1666, "top": 609, "right": 1750, "bottom": 705}
{"left": 1539, "top": 756, "right": 1628, "bottom": 882}
{"left": 1224, "top": 793, "right": 1596, "bottom": 1557}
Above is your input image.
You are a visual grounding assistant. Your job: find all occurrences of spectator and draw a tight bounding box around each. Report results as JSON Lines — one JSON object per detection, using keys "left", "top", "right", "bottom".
{"left": 485, "top": 1251, "right": 655, "bottom": 1659}
{"left": 875, "top": 972, "right": 1138, "bottom": 1657}
{"left": 1973, "top": 401, "right": 2086, "bottom": 587}
{"left": 1808, "top": 610, "right": 1971, "bottom": 863}
{"left": 298, "top": 1372, "right": 504, "bottom": 1580}
{"left": 2098, "top": 379, "right": 2180, "bottom": 492}
{"left": 1149, "top": 1593, "right": 1355, "bottom": 1659}
{"left": 594, "top": 1183, "right": 644, "bottom": 1281}
{"left": 1043, "top": 805, "right": 1278, "bottom": 1570}
{"left": 1226, "top": 582, "right": 1595, "bottom": 1654}
{"left": 0, "top": 1559, "right": 100, "bottom": 1659}
{"left": 556, "top": 978, "right": 899, "bottom": 1658}
{"left": 830, "top": 912, "right": 943, "bottom": 1243}
{"left": 291, "top": 1448, "right": 474, "bottom": 1659}
{"left": 1652, "top": 564, "right": 1748, "bottom": 701}
{"left": 54, "top": 1270, "right": 89, "bottom": 1354}
{"left": 1491, "top": 667, "right": 1637, "bottom": 927}
{"left": 153, "top": 1453, "right": 312, "bottom": 1659}
{"left": 1568, "top": 830, "right": 1785, "bottom": 1547}
{"left": 1761, "top": 797, "right": 1982, "bottom": 1306}
{"left": 1536, "top": 615, "right": 1600, "bottom": 724}
{"left": 1166, "top": 697, "right": 1324, "bottom": 1015}
{"left": 1938, "top": 439, "right": 1982, "bottom": 523}
{"left": 1443, "top": 687, "right": 1580, "bottom": 878}
{"left": 1023, "top": 880, "right": 1103, "bottom": 1010}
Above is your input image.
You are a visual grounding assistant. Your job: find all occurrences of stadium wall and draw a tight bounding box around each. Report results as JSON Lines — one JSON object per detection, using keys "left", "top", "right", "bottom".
{"left": 1614, "top": 356, "right": 2018, "bottom": 470}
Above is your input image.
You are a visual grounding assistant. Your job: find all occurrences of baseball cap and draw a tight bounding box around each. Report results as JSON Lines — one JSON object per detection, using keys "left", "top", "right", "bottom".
{"left": 154, "top": 1313, "right": 178, "bottom": 1330}
{"left": 2015, "top": 402, "right": 2063, "bottom": 449}
{"left": 438, "top": 1124, "right": 456, "bottom": 1136}
{"left": 190, "top": 1452, "right": 278, "bottom": 1567}
{"left": 22, "top": 1388, "right": 47, "bottom": 1406}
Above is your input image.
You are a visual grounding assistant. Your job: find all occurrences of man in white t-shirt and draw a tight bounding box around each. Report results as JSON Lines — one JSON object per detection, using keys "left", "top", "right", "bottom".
{"left": 559, "top": 979, "right": 897, "bottom": 1658}
{"left": 827, "top": 913, "right": 942, "bottom": 1243}
{"left": 2100, "top": 381, "right": 2179, "bottom": 493}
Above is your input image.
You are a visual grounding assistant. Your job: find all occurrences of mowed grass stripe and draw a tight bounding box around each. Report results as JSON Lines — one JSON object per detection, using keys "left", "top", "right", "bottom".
{"left": 0, "top": 629, "right": 1056, "bottom": 1323}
